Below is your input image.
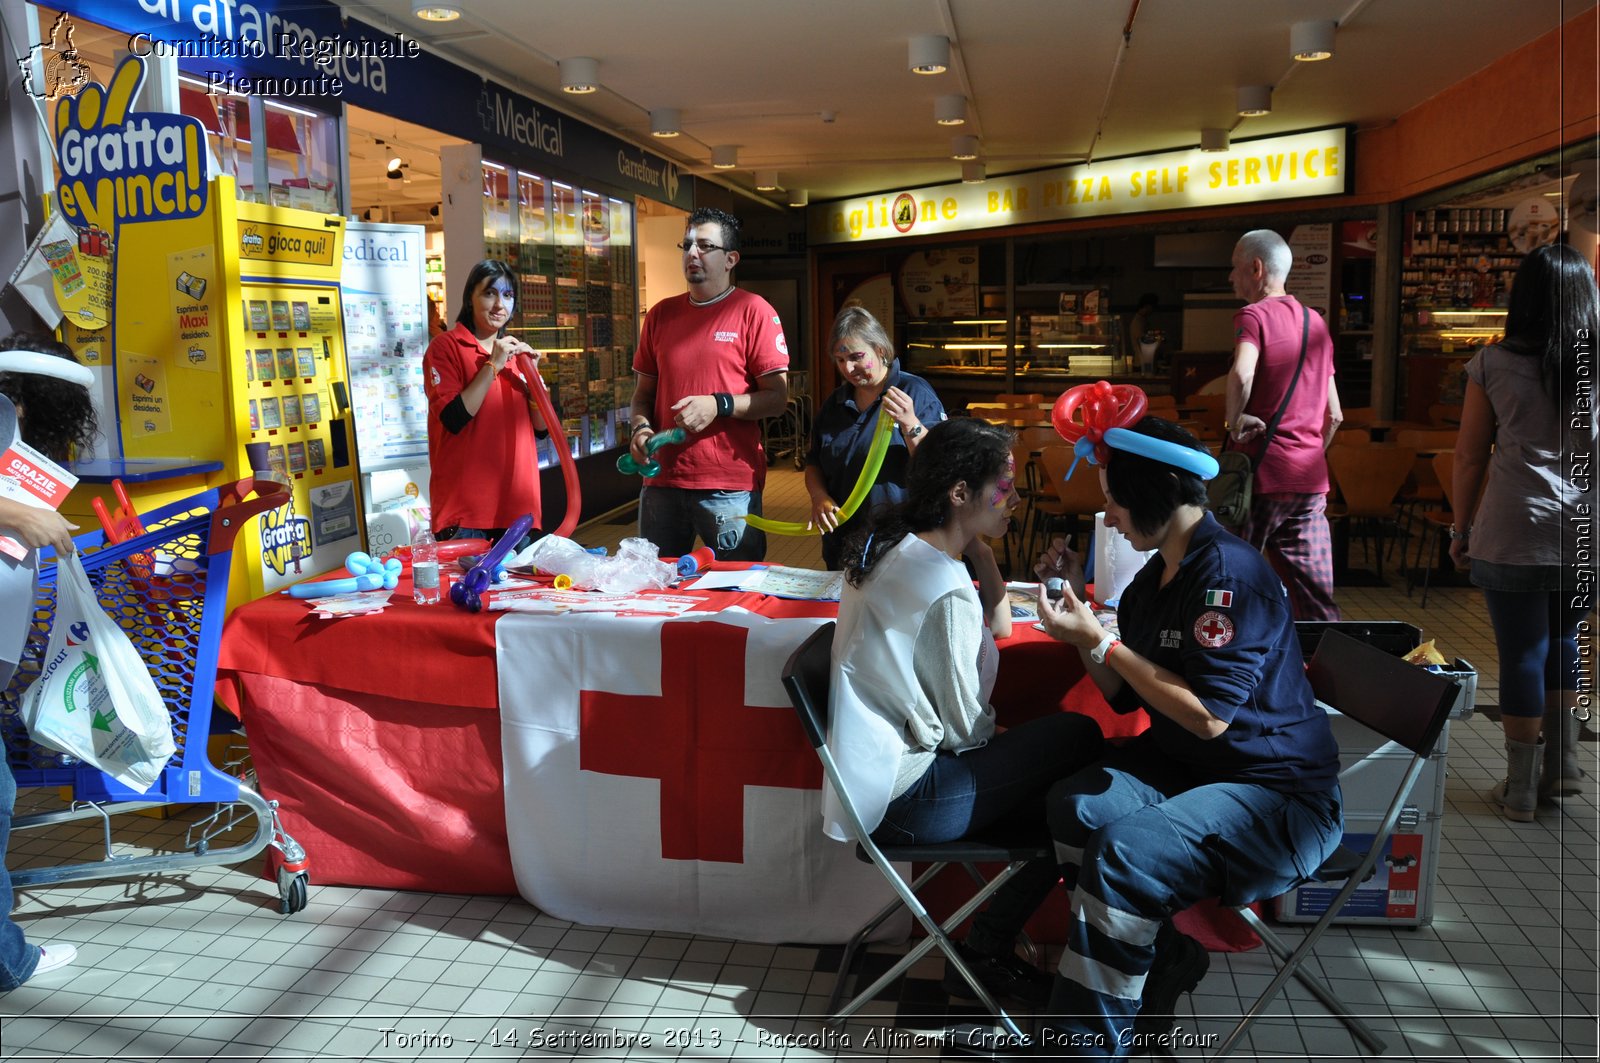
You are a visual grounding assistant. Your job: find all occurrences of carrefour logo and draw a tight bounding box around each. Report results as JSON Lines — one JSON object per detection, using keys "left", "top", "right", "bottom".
{"left": 66, "top": 620, "right": 90, "bottom": 645}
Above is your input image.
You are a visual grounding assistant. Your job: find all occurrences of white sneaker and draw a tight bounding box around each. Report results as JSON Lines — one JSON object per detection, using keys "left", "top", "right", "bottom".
{"left": 30, "top": 943, "right": 76, "bottom": 979}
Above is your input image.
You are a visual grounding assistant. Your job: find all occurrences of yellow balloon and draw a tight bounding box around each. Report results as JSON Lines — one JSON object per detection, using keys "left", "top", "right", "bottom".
{"left": 744, "top": 407, "right": 895, "bottom": 536}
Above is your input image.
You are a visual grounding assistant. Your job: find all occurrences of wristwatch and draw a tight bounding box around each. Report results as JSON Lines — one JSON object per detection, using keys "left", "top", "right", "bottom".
{"left": 1448, "top": 523, "right": 1470, "bottom": 541}
{"left": 907, "top": 424, "right": 924, "bottom": 440}
{"left": 1089, "top": 632, "right": 1121, "bottom": 665}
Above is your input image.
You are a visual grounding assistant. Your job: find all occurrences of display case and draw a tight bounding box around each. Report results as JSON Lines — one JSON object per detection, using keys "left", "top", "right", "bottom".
{"left": 901, "top": 287, "right": 1125, "bottom": 401}
{"left": 1399, "top": 208, "right": 1517, "bottom": 354}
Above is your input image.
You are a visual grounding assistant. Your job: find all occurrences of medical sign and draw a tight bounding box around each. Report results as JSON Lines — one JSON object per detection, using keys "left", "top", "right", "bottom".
{"left": 53, "top": 54, "right": 207, "bottom": 233}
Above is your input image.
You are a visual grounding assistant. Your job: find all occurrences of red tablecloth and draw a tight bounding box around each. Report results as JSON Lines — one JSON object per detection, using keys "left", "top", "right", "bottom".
{"left": 216, "top": 569, "right": 1252, "bottom": 950}
{"left": 216, "top": 571, "right": 1136, "bottom": 892}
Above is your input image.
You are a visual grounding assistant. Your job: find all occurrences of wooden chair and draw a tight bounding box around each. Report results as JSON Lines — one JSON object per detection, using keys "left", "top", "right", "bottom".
{"left": 1391, "top": 428, "right": 1459, "bottom": 556}
{"left": 994, "top": 392, "right": 1047, "bottom": 406}
{"left": 1326, "top": 444, "right": 1417, "bottom": 581}
{"left": 1332, "top": 427, "right": 1371, "bottom": 446}
{"left": 1407, "top": 450, "right": 1458, "bottom": 607}
{"left": 1339, "top": 406, "right": 1377, "bottom": 426}
{"left": 1031, "top": 445, "right": 1106, "bottom": 566}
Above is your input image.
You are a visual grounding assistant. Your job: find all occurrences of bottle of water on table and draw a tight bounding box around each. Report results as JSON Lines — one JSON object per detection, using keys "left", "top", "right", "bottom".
{"left": 412, "top": 514, "right": 441, "bottom": 605}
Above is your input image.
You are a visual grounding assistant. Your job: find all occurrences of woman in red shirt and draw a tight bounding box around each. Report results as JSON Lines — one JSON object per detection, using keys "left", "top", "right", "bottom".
{"left": 422, "top": 260, "right": 548, "bottom": 546}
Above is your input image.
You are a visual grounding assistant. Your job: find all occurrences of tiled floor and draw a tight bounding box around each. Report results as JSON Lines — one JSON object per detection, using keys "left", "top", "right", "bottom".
{"left": 3, "top": 467, "right": 1597, "bottom": 1062}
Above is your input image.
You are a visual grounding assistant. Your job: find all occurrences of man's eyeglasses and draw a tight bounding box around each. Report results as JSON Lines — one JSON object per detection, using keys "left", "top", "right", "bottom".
{"left": 676, "top": 240, "right": 727, "bottom": 255}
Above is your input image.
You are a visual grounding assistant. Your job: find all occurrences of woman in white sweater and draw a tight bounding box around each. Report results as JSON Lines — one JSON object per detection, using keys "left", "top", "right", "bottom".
{"left": 828, "top": 417, "right": 1105, "bottom": 1007}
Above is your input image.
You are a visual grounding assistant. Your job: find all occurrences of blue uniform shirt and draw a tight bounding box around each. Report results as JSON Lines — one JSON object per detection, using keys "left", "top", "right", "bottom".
{"left": 807, "top": 364, "right": 945, "bottom": 568}
{"left": 1111, "top": 513, "right": 1339, "bottom": 793}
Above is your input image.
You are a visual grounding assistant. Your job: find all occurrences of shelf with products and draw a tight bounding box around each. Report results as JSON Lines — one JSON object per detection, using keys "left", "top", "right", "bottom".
{"left": 475, "top": 164, "right": 638, "bottom": 464}
{"left": 1400, "top": 207, "right": 1520, "bottom": 357}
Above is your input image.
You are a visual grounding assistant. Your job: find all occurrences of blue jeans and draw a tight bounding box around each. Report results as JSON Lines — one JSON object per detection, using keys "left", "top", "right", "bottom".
{"left": 872, "top": 713, "right": 1105, "bottom": 957}
{"left": 0, "top": 758, "right": 39, "bottom": 989}
{"left": 638, "top": 486, "right": 766, "bottom": 562}
{"left": 1479, "top": 585, "right": 1586, "bottom": 718}
{"left": 1041, "top": 738, "right": 1342, "bottom": 1058}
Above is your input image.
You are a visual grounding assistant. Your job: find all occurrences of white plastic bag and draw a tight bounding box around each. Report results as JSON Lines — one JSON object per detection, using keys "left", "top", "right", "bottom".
{"left": 21, "top": 551, "right": 175, "bottom": 793}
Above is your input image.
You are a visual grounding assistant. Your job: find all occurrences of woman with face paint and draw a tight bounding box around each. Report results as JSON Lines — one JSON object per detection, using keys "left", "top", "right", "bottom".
{"left": 826, "top": 418, "right": 1106, "bottom": 1009}
{"left": 805, "top": 305, "right": 946, "bottom": 569}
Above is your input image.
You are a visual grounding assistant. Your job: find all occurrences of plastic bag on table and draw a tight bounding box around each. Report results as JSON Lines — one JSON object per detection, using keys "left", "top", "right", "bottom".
{"left": 594, "top": 538, "right": 675, "bottom": 594}
{"left": 20, "top": 551, "right": 176, "bottom": 793}
{"left": 519, "top": 534, "right": 604, "bottom": 588}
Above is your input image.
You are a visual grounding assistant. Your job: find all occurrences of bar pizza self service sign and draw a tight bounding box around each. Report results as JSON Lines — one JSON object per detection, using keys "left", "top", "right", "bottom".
{"left": 811, "top": 127, "right": 1349, "bottom": 245}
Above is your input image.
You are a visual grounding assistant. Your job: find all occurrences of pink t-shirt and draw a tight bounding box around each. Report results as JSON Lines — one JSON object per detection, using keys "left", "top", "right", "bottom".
{"left": 1234, "top": 296, "right": 1335, "bottom": 494}
{"left": 633, "top": 288, "right": 790, "bottom": 490}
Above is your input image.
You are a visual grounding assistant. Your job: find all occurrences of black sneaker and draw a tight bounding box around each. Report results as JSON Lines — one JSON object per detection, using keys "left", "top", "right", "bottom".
{"left": 1133, "top": 922, "right": 1209, "bottom": 1037}
{"left": 941, "top": 942, "right": 1052, "bottom": 1009}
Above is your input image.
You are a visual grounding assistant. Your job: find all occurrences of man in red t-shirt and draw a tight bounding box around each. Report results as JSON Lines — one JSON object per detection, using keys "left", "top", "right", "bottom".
{"left": 628, "top": 208, "right": 790, "bottom": 561}
{"left": 1223, "top": 229, "right": 1343, "bottom": 622}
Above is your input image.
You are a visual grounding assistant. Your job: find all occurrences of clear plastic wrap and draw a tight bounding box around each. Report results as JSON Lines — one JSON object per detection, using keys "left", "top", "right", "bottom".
{"left": 521, "top": 535, "right": 675, "bottom": 594}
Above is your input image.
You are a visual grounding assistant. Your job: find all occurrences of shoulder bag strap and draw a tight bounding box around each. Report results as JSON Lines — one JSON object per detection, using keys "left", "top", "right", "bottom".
{"left": 1256, "top": 303, "right": 1311, "bottom": 453}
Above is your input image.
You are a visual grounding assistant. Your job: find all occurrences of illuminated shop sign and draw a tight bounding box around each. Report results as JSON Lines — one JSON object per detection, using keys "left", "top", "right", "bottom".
{"left": 812, "top": 128, "right": 1350, "bottom": 245}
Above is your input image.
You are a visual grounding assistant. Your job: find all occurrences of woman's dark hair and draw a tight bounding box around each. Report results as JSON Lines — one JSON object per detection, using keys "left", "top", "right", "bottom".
{"left": 1103, "top": 416, "right": 1210, "bottom": 536}
{"left": 1501, "top": 242, "right": 1600, "bottom": 405}
{"left": 0, "top": 332, "right": 97, "bottom": 464}
{"left": 844, "top": 417, "right": 1013, "bottom": 587}
{"left": 454, "top": 259, "right": 517, "bottom": 334}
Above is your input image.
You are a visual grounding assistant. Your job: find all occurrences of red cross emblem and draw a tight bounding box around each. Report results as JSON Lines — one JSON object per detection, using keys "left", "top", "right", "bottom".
{"left": 1194, "top": 610, "right": 1235, "bottom": 648}
{"left": 578, "top": 621, "right": 822, "bottom": 863}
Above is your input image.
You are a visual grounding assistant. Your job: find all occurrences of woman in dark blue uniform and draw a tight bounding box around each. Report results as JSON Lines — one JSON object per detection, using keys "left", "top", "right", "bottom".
{"left": 1031, "top": 415, "right": 1342, "bottom": 1058}
{"left": 805, "top": 305, "right": 945, "bottom": 569}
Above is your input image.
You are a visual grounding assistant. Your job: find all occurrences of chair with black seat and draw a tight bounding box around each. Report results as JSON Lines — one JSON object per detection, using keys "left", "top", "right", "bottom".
{"left": 780, "top": 622, "right": 1048, "bottom": 1044}
{"left": 1213, "top": 628, "right": 1464, "bottom": 1059}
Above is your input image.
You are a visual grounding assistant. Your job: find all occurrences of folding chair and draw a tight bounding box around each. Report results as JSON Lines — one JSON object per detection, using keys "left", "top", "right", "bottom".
{"left": 1214, "top": 628, "right": 1464, "bottom": 1059}
{"left": 780, "top": 623, "right": 1049, "bottom": 1044}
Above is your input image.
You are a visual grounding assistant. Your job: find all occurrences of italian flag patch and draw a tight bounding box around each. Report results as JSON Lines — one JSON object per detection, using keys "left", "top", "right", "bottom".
{"left": 1204, "top": 589, "right": 1233, "bottom": 608}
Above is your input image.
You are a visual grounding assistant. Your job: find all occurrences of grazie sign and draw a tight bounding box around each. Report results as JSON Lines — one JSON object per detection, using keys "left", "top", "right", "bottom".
{"left": 811, "top": 127, "right": 1349, "bottom": 245}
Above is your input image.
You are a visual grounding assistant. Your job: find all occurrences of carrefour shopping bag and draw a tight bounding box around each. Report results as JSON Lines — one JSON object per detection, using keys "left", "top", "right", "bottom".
{"left": 21, "top": 551, "right": 175, "bottom": 793}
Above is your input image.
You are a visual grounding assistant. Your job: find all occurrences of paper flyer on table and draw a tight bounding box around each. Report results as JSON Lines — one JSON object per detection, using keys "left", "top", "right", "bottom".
{"left": 490, "top": 589, "right": 705, "bottom": 615}
{"left": 743, "top": 566, "right": 845, "bottom": 601}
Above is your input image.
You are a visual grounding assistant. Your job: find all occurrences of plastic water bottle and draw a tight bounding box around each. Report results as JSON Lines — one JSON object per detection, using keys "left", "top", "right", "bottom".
{"left": 412, "top": 517, "right": 441, "bottom": 605}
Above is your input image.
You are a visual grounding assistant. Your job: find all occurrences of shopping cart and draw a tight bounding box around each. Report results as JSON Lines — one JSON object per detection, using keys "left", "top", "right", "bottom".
{"left": 0, "top": 477, "right": 311, "bottom": 915}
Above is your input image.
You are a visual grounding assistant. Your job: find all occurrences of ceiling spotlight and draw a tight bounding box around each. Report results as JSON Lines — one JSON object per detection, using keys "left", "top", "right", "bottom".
{"left": 649, "top": 108, "right": 681, "bottom": 138}
{"left": 962, "top": 162, "right": 986, "bottom": 184}
{"left": 1200, "top": 128, "right": 1230, "bottom": 153}
{"left": 559, "top": 57, "right": 599, "bottom": 94}
{"left": 755, "top": 171, "right": 779, "bottom": 191}
{"left": 935, "top": 94, "right": 968, "bottom": 126}
{"left": 1237, "top": 85, "right": 1272, "bottom": 117}
{"left": 908, "top": 35, "right": 950, "bottom": 75}
{"left": 411, "top": 0, "right": 460, "bottom": 20}
{"left": 951, "top": 134, "right": 979, "bottom": 161}
{"left": 429, "top": 203, "right": 441, "bottom": 218}
{"left": 386, "top": 157, "right": 405, "bottom": 179}
{"left": 711, "top": 145, "right": 738, "bottom": 169}
{"left": 787, "top": 189, "right": 809, "bottom": 208}
{"left": 1291, "top": 20, "right": 1336, "bottom": 61}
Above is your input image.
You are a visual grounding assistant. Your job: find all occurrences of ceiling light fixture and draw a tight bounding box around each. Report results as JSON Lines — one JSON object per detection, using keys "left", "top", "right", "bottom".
{"left": 755, "top": 171, "right": 779, "bottom": 191}
{"left": 951, "top": 134, "right": 979, "bottom": 161}
{"left": 908, "top": 35, "right": 950, "bottom": 75}
{"left": 649, "top": 108, "right": 681, "bottom": 137}
{"left": 1237, "top": 85, "right": 1272, "bottom": 117}
{"left": 559, "top": 57, "right": 599, "bottom": 94}
{"left": 962, "top": 162, "right": 986, "bottom": 184}
{"left": 787, "top": 189, "right": 809, "bottom": 208}
{"left": 711, "top": 145, "right": 738, "bottom": 169}
{"left": 410, "top": 0, "right": 461, "bottom": 21}
{"left": 386, "top": 156, "right": 405, "bottom": 179}
{"left": 1200, "top": 127, "right": 1230, "bottom": 153}
{"left": 935, "top": 94, "right": 968, "bottom": 126}
{"left": 1291, "top": 20, "right": 1336, "bottom": 61}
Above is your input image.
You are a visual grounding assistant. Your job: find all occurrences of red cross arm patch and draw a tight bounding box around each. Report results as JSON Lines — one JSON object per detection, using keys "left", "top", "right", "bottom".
{"left": 1193, "top": 610, "right": 1236, "bottom": 649}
